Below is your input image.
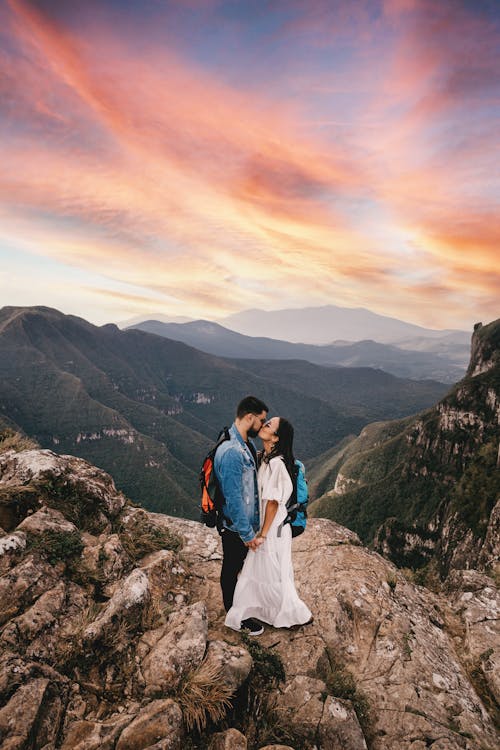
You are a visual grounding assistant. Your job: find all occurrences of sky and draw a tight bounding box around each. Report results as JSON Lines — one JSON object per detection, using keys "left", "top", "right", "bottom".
{"left": 1, "top": 0, "right": 499, "bottom": 330}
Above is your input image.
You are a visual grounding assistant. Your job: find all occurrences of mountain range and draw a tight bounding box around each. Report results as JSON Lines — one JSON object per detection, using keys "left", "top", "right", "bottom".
{"left": 0, "top": 306, "right": 448, "bottom": 519}
{"left": 130, "top": 318, "right": 467, "bottom": 382}
{"left": 218, "top": 304, "right": 469, "bottom": 346}
{"left": 309, "top": 317, "right": 500, "bottom": 575}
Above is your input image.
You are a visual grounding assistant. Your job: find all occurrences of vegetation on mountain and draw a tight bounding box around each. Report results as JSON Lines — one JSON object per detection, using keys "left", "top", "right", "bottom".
{"left": 132, "top": 318, "right": 467, "bottom": 382}
{"left": 0, "top": 305, "right": 447, "bottom": 519}
{"left": 26, "top": 527, "right": 85, "bottom": 565}
{"left": 0, "top": 419, "right": 37, "bottom": 453}
{"left": 117, "top": 507, "right": 182, "bottom": 561}
{"left": 447, "top": 441, "right": 500, "bottom": 537}
{"left": 232, "top": 358, "right": 448, "bottom": 421}
{"left": 310, "top": 318, "right": 500, "bottom": 576}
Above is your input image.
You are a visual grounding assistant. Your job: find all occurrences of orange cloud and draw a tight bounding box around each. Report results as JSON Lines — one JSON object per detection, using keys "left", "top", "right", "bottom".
{"left": 1, "top": 0, "right": 499, "bottom": 329}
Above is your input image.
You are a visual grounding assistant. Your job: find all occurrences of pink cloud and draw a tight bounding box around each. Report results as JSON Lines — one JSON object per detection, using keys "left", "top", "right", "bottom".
{"left": 2, "top": 0, "right": 498, "bottom": 327}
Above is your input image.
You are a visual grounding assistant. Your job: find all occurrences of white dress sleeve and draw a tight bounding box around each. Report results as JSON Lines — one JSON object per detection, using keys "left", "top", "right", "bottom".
{"left": 260, "top": 457, "right": 293, "bottom": 506}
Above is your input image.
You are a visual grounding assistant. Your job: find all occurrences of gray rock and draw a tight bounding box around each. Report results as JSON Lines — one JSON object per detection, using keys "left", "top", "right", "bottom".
{"left": 0, "top": 554, "right": 60, "bottom": 626}
{"left": 205, "top": 640, "right": 253, "bottom": 694}
{"left": 17, "top": 506, "right": 78, "bottom": 535}
{"left": 274, "top": 675, "right": 331, "bottom": 745}
{"left": 319, "top": 696, "right": 367, "bottom": 750}
{"left": 80, "top": 532, "right": 130, "bottom": 597}
{"left": 0, "top": 449, "right": 126, "bottom": 525}
{"left": 140, "top": 548, "right": 189, "bottom": 608}
{"left": 275, "top": 675, "right": 370, "bottom": 749}
{"left": 1, "top": 580, "right": 66, "bottom": 654}
{"left": 115, "top": 699, "right": 183, "bottom": 750}
{"left": 166, "top": 516, "right": 499, "bottom": 750}
{"left": 151, "top": 517, "right": 223, "bottom": 623}
{"left": 0, "top": 530, "right": 26, "bottom": 574}
{"left": 0, "top": 650, "right": 31, "bottom": 699}
{"left": 141, "top": 601, "right": 208, "bottom": 693}
{"left": 208, "top": 728, "right": 247, "bottom": 749}
{"left": 83, "top": 568, "right": 150, "bottom": 643}
{"left": 446, "top": 569, "right": 500, "bottom": 705}
{"left": 0, "top": 447, "right": 498, "bottom": 750}
{"left": 479, "top": 497, "right": 500, "bottom": 574}
{"left": 60, "top": 715, "right": 133, "bottom": 750}
{"left": 101, "top": 534, "right": 130, "bottom": 581}
{"left": 0, "top": 677, "right": 66, "bottom": 750}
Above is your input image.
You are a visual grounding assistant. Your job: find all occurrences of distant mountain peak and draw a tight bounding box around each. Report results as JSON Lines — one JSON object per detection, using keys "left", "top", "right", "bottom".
{"left": 219, "top": 304, "right": 468, "bottom": 345}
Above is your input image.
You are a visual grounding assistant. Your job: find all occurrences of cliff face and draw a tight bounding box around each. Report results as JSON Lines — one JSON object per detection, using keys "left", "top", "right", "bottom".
{"left": 310, "top": 319, "right": 500, "bottom": 577}
{"left": 0, "top": 440, "right": 498, "bottom": 750}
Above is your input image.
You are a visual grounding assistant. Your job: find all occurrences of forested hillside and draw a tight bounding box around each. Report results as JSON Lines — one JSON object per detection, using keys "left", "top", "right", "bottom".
{"left": 310, "top": 319, "right": 500, "bottom": 575}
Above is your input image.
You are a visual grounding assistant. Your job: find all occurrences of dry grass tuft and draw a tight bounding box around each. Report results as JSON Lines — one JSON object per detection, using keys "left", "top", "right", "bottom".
{"left": 399, "top": 561, "right": 442, "bottom": 593}
{"left": 56, "top": 602, "right": 103, "bottom": 670}
{"left": 0, "top": 428, "right": 38, "bottom": 454}
{"left": 118, "top": 510, "right": 182, "bottom": 562}
{"left": 69, "top": 556, "right": 108, "bottom": 592}
{"left": 141, "top": 596, "right": 171, "bottom": 631}
{"left": 489, "top": 563, "right": 500, "bottom": 588}
{"left": 108, "top": 614, "right": 135, "bottom": 648}
{"left": 177, "top": 655, "right": 233, "bottom": 732}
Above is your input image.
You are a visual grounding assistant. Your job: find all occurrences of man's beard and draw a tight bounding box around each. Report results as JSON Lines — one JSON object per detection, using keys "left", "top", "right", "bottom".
{"left": 247, "top": 427, "right": 260, "bottom": 438}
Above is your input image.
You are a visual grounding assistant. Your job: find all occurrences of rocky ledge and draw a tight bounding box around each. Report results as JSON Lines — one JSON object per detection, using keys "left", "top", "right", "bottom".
{"left": 0, "top": 447, "right": 498, "bottom": 750}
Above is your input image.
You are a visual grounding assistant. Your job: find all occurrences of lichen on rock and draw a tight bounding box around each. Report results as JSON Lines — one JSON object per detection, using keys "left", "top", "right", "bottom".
{"left": 0, "top": 447, "right": 498, "bottom": 750}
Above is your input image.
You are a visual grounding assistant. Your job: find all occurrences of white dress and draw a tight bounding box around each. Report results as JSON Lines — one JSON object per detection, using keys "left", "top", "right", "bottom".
{"left": 225, "top": 456, "right": 312, "bottom": 629}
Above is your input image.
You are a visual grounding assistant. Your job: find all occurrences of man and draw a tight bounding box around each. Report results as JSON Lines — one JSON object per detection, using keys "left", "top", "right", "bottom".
{"left": 214, "top": 395, "right": 268, "bottom": 635}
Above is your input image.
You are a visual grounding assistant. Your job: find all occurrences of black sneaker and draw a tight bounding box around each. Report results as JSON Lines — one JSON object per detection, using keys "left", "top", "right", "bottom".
{"left": 241, "top": 618, "right": 264, "bottom": 636}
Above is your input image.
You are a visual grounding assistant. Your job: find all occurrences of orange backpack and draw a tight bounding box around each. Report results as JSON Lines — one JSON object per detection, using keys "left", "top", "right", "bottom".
{"left": 199, "top": 427, "right": 230, "bottom": 529}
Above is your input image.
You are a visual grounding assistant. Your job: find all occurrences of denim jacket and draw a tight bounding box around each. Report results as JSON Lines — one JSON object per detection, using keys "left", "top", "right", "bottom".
{"left": 214, "top": 424, "right": 260, "bottom": 542}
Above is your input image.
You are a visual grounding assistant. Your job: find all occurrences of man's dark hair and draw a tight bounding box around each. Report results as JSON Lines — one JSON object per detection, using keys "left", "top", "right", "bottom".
{"left": 237, "top": 395, "right": 269, "bottom": 418}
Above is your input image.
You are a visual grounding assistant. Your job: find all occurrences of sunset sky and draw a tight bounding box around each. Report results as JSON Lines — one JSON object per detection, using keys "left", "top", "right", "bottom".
{"left": 1, "top": 0, "right": 499, "bottom": 330}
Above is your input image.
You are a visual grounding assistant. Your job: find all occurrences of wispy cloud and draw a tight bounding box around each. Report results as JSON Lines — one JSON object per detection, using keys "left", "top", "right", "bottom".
{"left": 1, "top": 0, "right": 499, "bottom": 327}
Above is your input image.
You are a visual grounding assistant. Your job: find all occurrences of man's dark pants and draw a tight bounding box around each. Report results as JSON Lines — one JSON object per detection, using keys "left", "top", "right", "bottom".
{"left": 220, "top": 528, "right": 248, "bottom": 612}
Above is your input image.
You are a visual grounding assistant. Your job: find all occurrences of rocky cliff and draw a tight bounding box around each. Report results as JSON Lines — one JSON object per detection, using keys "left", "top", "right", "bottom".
{"left": 310, "top": 319, "right": 500, "bottom": 577}
{"left": 0, "top": 435, "right": 498, "bottom": 749}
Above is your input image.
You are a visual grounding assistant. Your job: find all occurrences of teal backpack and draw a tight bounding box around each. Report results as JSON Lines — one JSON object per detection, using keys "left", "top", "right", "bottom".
{"left": 278, "top": 459, "right": 308, "bottom": 538}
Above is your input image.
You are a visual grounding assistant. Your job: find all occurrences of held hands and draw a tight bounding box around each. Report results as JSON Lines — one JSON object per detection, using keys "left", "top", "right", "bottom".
{"left": 246, "top": 536, "right": 265, "bottom": 551}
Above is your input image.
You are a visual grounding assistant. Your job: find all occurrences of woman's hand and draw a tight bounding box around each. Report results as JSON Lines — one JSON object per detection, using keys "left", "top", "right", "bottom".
{"left": 246, "top": 536, "right": 265, "bottom": 551}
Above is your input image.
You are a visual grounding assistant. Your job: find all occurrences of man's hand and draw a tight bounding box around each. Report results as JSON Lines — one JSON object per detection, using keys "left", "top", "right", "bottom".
{"left": 245, "top": 536, "right": 264, "bottom": 551}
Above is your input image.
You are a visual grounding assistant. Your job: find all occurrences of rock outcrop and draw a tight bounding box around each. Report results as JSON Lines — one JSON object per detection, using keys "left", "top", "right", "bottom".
{"left": 0, "top": 446, "right": 498, "bottom": 749}
{"left": 310, "top": 318, "right": 500, "bottom": 578}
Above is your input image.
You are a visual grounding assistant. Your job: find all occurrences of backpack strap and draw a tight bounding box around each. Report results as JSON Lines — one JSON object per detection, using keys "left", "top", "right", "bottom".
{"left": 277, "top": 501, "right": 300, "bottom": 537}
{"left": 277, "top": 460, "right": 305, "bottom": 537}
{"left": 213, "top": 426, "right": 233, "bottom": 530}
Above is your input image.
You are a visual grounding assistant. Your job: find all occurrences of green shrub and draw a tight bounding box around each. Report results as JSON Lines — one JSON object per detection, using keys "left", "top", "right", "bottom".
{"left": 231, "top": 635, "right": 292, "bottom": 748}
{"left": 240, "top": 633, "right": 286, "bottom": 685}
{"left": 447, "top": 440, "right": 500, "bottom": 536}
{"left": 118, "top": 510, "right": 182, "bottom": 562}
{"left": 37, "top": 473, "right": 103, "bottom": 532}
{"left": 318, "top": 651, "right": 372, "bottom": 740}
{"left": 27, "top": 529, "right": 84, "bottom": 566}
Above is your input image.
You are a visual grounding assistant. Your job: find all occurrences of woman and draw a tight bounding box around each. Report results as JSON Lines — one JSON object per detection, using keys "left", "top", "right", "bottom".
{"left": 225, "top": 416, "right": 312, "bottom": 631}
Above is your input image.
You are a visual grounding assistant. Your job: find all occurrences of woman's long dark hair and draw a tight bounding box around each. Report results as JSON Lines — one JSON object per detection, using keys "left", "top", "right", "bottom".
{"left": 264, "top": 417, "right": 295, "bottom": 482}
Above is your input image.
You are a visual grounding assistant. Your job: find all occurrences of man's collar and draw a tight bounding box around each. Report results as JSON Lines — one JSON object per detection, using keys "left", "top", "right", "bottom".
{"left": 230, "top": 422, "right": 246, "bottom": 446}
{"left": 230, "top": 424, "right": 256, "bottom": 460}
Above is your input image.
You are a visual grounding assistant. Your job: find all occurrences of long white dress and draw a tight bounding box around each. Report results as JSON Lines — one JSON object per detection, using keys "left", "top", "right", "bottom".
{"left": 225, "top": 456, "right": 312, "bottom": 629}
